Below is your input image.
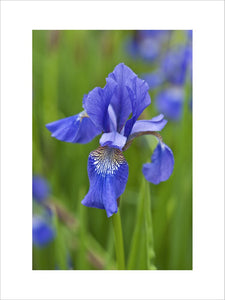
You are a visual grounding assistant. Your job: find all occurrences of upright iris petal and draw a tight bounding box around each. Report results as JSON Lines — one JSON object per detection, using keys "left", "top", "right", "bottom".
{"left": 142, "top": 142, "right": 174, "bottom": 184}
{"left": 106, "top": 63, "right": 137, "bottom": 132}
{"left": 83, "top": 79, "right": 117, "bottom": 132}
{"left": 46, "top": 111, "right": 101, "bottom": 144}
{"left": 82, "top": 146, "right": 129, "bottom": 217}
{"left": 124, "top": 76, "right": 151, "bottom": 137}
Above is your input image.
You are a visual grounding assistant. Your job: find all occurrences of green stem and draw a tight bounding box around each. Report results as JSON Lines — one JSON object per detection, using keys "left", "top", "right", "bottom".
{"left": 127, "top": 178, "right": 145, "bottom": 270}
{"left": 111, "top": 208, "right": 125, "bottom": 270}
{"left": 144, "top": 180, "right": 157, "bottom": 270}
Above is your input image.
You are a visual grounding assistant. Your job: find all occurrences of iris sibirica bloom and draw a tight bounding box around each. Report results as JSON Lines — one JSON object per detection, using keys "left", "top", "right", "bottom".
{"left": 46, "top": 63, "right": 174, "bottom": 217}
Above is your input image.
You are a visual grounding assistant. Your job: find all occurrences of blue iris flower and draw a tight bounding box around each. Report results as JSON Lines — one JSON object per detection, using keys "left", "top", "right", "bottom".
{"left": 33, "top": 175, "right": 50, "bottom": 203}
{"left": 33, "top": 215, "right": 55, "bottom": 247}
{"left": 161, "top": 45, "right": 191, "bottom": 86}
{"left": 155, "top": 87, "right": 184, "bottom": 121}
{"left": 46, "top": 63, "right": 174, "bottom": 217}
{"left": 126, "top": 30, "right": 171, "bottom": 62}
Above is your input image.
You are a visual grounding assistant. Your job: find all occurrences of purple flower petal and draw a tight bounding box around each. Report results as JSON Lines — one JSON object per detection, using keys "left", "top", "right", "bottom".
{"left": 82, "top": 146, "right": 129, "bottom": 217}
{"left": 46, "top": 111, "right": 101, "bottom": 144}
{"left": 83, "top": 79, "right": 117, "bottom": 132}
{"left": 107, "top": 63, "right": 137, "bottom": 132}
{"left": 124, "top": 76, "right": 151, "bottom": 137}
{"left": 99, "top": 132, "right": 127, "bottom": 150}
{"left": 130, "top": 114, "right": 167, "bottom": 135}
{"left": 143, "top": 142, "right": 174, "bottom": 184}
{"left": 107, "top": 104, "right": 117, "bottom": 131}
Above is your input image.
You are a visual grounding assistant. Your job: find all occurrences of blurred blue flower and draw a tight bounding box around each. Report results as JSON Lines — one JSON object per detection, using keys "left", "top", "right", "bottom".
{"left": 126, "top": 30, "right": 171, "bottom": 62}
{"left": 46, "top": 63, "right": 174, "bottom": 217}
{"left": 155, "top": 87, "right": 184, "bottom": 121}
{"left": 32, "top": 175, "right": 50, "bottom": 203}
{"left": 161, "top": 45, "right": 190, "bottom": 85}
{"left": 187, "top": 30, "right": 192, "bottom": 43}
{"left": 141, "top": 71, "right": 165, "bottom": 90}
{"left": 33, "top": 215, "right": 55, "bottom": 247}
{"left": 185, "top": 44, "right": 192, "bottom": 82}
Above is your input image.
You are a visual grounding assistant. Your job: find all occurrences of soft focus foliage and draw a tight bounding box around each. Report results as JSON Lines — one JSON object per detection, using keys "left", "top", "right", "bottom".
{"left": 33, "top": 30, "right": 192, "bottom": 270}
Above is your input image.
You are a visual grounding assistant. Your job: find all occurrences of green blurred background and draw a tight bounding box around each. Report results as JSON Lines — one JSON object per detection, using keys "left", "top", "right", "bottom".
{"left": 32, "top": 30, "right": 192, "bottom": 270}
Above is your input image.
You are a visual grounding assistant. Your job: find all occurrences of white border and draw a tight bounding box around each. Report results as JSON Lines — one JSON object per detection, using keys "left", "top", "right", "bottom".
{"left": 1, "top": 1, "right": 224, "bottom": 299}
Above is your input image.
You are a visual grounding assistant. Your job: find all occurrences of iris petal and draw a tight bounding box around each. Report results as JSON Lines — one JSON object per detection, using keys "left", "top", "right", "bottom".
{"left": 142, "top": 142, "right": 174, "bottom": 184}
{"left": 107, "top": 63, "right": 137, "bottom": 132}
{"left": 124, "top": 76, "right": 151, "bottom": 137}
{"left": 130, "top": 114, "right": 167, "bottom": 135}
{"left": 83, "top": 79, "right": 117, "bottom": 132}
{"left": 46, "top": 111, "right": 101, "bottom": 144}
{"left": 82, "top": 146, "right": 129, "bottom": 217}
{"left": 100, "top": 132, "right": 127, "bottom": 150}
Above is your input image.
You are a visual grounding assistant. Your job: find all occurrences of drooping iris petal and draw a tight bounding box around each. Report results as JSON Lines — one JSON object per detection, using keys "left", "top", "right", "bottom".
{"left": 155, "top": 87, "right": 184, "bottom": 121}
{"left": 33, "top": 175, "right": 50, "bottom": 203}
{"left": 99, "top": 132, "right": 127, "bottom": 150}
{"left": 46, "top": 111, "right": 101, "bottom": 144}
{"left": 83, "top": 79, "right": 117, "bottom": 132}
{"left": 33, "top": 215, "right": 55, "bottom": 247}
{"left": 107, "top": 63, "right": 137, "bottom": 132}
{"left": 130, "top": 114, "right": 167, "bottom": 136}
{"left": 124, "top": 76, "right": 151, "bottom": 137}
{"left": 142, "top": 142, "right": 174, "bottom": 184}
{"left": 81, "top": 146, "right": 129, "bottom": 217}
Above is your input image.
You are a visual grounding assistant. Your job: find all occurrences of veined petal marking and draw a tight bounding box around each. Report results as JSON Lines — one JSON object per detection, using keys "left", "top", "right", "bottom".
{"left": 90, "top": 146, "right": 126, "bottom": 176}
